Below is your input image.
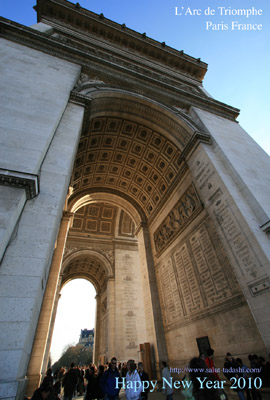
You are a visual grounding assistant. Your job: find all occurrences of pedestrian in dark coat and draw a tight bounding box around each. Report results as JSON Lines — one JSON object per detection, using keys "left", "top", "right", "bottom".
{"left": 224, "top": 353, "right": 245, "bottom": 400}
{"left": 101, "top": 357, "right": 120, "bottom": 400}
{"left": 42, "top": 369, "right": 55, "bottom": 400}
{"left": 30, "top": 383, "right": 51, "bottom": 400}
{"left": 62, "top": 363, "right": 79, "bottom": 400}
{"left": 85, "top": 366, "right": 96, "bottom": 400}
{"left": 95, "top": 365, "right": 105, "bottom": 400}
{"left": 189, "top": 357, "right": 222, "bottom": 400}
{"left": 138, "top": 362, "right": 150, "bottom": 400}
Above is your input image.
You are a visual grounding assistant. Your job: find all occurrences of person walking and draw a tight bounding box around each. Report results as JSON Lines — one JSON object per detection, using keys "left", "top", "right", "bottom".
{"left": 101, "top": 357, "right": 120, "bottom": 400}
{"left": 85, "top": 366, "right": 96, "bottom": 400}
{"left": 62, "top": 363, "right": 79, "bottom": 400}
{"left": 125, "top": 360, "right": 142, "bottom": 400}
{"left": 138, "top": 362, "right": 150, "bottom": 400}
{"left": 224, "top": 353, "right": 245, "bottom": 400}
{"left": 189, "top": 357, "right": 223, "bottom": 400}
{"left": 205, "top": 348, "right": 220, "bottom": 381}
{"left": 161, "top": 361, "right": 174, "bottom": 400}
{"left": 95, "top": 365, "right": 105, "bottom": 400}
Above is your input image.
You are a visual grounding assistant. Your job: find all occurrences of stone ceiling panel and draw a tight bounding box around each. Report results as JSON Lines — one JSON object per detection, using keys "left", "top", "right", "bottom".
{"left": 70, "top": 203, "right": 117, "bottom": 237}
{"left": 71, "top": 116, "right": 185, "bottom": 218}
{"left": 62, "top": 255, "right": 107, "bottom": 293}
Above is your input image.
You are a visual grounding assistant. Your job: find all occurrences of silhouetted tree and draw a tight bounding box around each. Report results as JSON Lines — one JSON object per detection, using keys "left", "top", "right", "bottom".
{"left": 52, "top": 344, "right": 93, "bottom": 371}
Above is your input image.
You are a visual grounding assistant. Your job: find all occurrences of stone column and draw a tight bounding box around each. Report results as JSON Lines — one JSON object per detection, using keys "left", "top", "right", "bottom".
{"left": 41, "top": 285, "right": 61, "bottom": 378}
{"left": 189, "top": 108, "right": 270, "bottom": 347}
{"left": 136, "top": 224, "right": 168, "bottom": 379}
{"left": 106, "top": 278, "right": 115, "bottom": 360}
{"left": 26, "top": 212, "right": 74, "bottom": 396}
{"left": 187, "top": 136, "right": 270, "bottom": 348}
{"left": 93, "top": 294, "right": 101, "bottom": 364}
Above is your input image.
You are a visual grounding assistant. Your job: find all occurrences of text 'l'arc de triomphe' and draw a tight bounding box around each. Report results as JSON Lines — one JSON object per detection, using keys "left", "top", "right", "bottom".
{"left": 0, "top": 0, "right": 270, "bottom": 399}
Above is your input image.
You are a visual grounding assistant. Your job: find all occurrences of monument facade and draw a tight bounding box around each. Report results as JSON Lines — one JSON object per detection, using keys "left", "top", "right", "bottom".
{"left": 0, "top": 0, "right": 270, "bottom": 398}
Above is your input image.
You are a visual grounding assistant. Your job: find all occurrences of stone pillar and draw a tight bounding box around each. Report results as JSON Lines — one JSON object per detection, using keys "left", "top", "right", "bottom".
{"left": 41, "top": 285, "right": 61, "bottom": 378}
{"left": 93, "top": 294, "right": 101, "bottom": 364}
{"left": 26, "top": 212, "right": 74, "bottom": 396}
{"left": 0, "top": 101, "right": 84, "bottom": 400}
{"left": 114, "top": 243, "right": 147, "bottom": 362}
{"left": 187, "top": 126, "right": 270, "bottom": 348}
{"left": 136, "top": 224, "right": 168, "bottom": 379}
{"left": 106, "top": 278, "right": 115, "bottom": 360}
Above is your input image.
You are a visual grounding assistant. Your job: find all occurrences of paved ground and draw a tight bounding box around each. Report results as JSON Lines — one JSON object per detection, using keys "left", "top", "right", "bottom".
{"left": 73, "top": 389, "right": 184, "bottom": 399}
{"left": 72, "top": 386, "right": 239, "bottom": 399}
{"left": 119, "top": 389, "right": 184, "bottom": 399}
{"left": 72, "top": 386, "right": 270, "bottom": 400}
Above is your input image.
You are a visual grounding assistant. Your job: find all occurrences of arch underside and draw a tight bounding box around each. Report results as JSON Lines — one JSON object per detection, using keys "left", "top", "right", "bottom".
{"left": 62, "top": 90, "right": 201, "bottom": 305}
{"left": 60, "top": 89, "right": 265, "bottom": 369}
{"left": 68, "top": 90, "right": 203, "bottom": 224}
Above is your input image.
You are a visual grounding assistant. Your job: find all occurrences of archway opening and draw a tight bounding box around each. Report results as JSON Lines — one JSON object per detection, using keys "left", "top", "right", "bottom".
{"left": 50, "top": 278, "right": 96, "bottom": 365}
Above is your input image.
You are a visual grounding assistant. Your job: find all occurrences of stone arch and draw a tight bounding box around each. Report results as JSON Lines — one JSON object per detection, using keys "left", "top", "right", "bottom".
{"left": 58, "top": 249, "right": 115, "bottom": 364}
{"left": 63, "top": 86, "right": 213, "bottom": 372}
{"left": 68, "top": 192, "right": 144, "bottom": 226}
{"left": 68, "top": 88, "right": 210, "bottom": 225}
{"left": 75, "top": 85, "right": 201, "bottom": 147}
{"left": 61, "top": 249, "right": 114, "bottom": 295}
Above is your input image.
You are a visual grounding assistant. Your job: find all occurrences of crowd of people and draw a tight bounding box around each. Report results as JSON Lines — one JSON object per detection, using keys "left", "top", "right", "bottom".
{"left": 30, "top": 358, "right": 150, "bottom": 400}
{"left": 182, "top": 350, "right": 270, "bottom": 400}
{"left": 30, "top": 351, "right": 270, "bottom": 400}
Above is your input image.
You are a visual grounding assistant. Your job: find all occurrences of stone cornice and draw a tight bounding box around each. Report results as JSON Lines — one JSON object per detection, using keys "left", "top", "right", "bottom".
{"left": 69, "top": 91, "right": 91, "bottom": 108}
{"left": 0, "top": 17, "right": 240, "bottom": 121}
{"left": 260, "top": 220, "right": 270, "bottom": 234}
{"left": 0, "top": 169, "right": 39, "bottom": 199}
{"left": 36, "top": 0, "right": 207, "bottom": 82}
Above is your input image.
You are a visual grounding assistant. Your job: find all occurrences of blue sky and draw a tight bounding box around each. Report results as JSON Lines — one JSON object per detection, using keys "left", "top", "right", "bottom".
{"left": 1, "top": 0, "right": 269, "bottom": 155}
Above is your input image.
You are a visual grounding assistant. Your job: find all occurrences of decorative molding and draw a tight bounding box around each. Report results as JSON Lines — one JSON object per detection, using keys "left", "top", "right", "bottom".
{"left": 36, "top": 0, "right": 207, "bottom": 81}
{"left": 163, "top": 294, "right": 246, "bottom": 331}
{"left": 89, "top": 97, "right": 192, "bottom": 148}
{"left": 0, "top": 169, "right": 39, "bottom": 199}
{"left": 69, "top": 91, "right": 91, "bottom": 107}
{"left": 154, "top": 183, "right": 203, "bottom": 256}
{"left": 74, "top": 72, "right": 106, "bottom": 90}
{"left": 148, "top": 132, "right": 211, "bottom": 225}
{"left": 147, "top": 162, "right": 189, "bottom": 226}
{"left": 260, "top": 219, "right": 270, "bottom": 234}
{"left": 0, "top": 18, "right": 240, "bottom": 121}
{"left": 248, "top": 276, "right": 270, "bottom": 296}
{"left": 64, "top": 245, "right": 114, "bottom": 271}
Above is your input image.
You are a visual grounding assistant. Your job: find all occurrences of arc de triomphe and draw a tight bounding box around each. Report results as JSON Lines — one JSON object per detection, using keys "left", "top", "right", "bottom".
{"left": 0, "top": 0, "right": 270, "bottom": 399}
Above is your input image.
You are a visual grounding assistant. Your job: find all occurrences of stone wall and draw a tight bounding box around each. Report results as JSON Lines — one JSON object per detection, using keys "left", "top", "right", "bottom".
{"left": 0, "top": 39, "right": 82, "bottom": 399}
{"left": 115, "top": 244, "right": 147, "bottom": 362}
{"left": 187, "top": 112, "right": 270, "bottom": 348}
{"left": 150, "top": 161, "right": 267, "bottom": 367}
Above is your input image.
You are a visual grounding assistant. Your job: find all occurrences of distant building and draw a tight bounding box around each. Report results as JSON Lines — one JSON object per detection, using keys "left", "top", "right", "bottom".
{"left": 79, "top": 329, "right": 94, "bottom": 348}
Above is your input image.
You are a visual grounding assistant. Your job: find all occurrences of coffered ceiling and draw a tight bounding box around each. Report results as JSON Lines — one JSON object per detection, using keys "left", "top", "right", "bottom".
{"left": 71, "top": 116, "right": 186, "bottom": 219}
{"left": 62, "top": 255, "right": 107, "bottom": 293}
